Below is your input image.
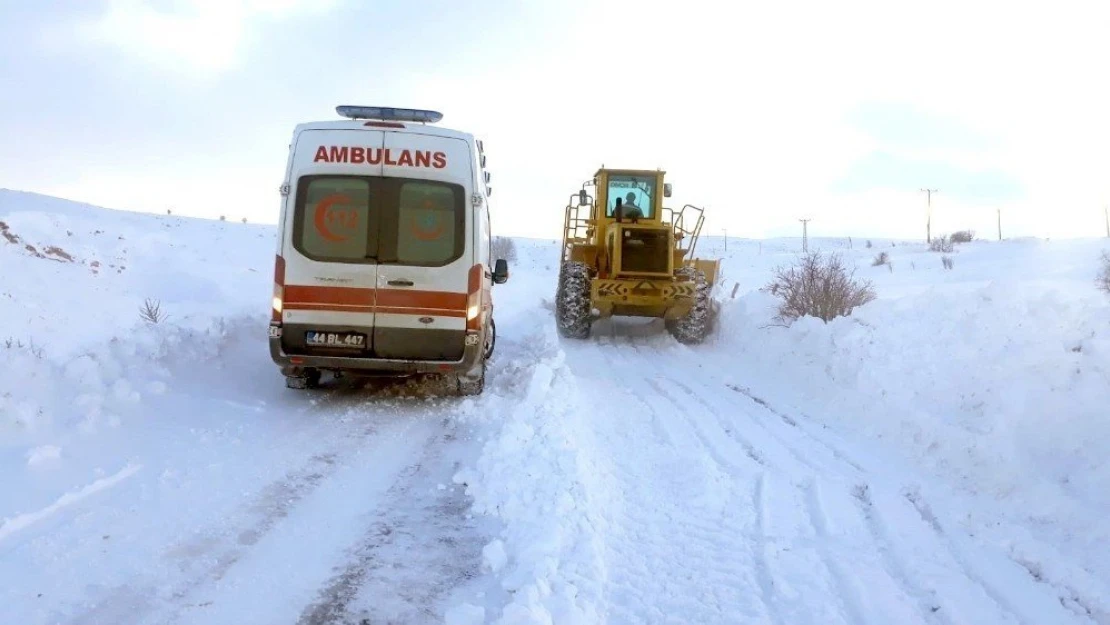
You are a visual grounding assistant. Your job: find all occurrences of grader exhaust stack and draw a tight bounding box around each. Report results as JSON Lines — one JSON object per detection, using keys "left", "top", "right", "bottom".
{"left": 554, "top": 167, "right": 721, "bottom": 343}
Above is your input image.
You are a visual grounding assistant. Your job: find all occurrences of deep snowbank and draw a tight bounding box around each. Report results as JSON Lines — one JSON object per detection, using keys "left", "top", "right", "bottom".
{"left": 710, "top": 237, "right": 1110, "bottom": 592}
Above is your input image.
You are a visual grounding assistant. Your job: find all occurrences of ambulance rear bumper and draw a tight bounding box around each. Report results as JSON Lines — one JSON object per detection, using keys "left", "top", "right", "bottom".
{"left": 268, "top": 324, "right": 483, "bottom": 376}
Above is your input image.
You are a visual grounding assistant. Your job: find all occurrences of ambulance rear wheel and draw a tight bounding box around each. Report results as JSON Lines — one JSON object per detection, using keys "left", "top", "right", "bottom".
{"left": 285, "top": 368, "right": 322, "bottom": 390}
{"left": 456, "top": 361, "right": 486, "bottom": 396}
{"left": 483, "top": 318, "right": 496, "bottom": 360}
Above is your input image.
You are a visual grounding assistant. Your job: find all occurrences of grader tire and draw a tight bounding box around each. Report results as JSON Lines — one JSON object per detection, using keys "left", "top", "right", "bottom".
{"left": 667, "top": 268, "right": 712, "bottom": 345}
{"left": 555, "top": 261, "right": 592, "bottom": 339}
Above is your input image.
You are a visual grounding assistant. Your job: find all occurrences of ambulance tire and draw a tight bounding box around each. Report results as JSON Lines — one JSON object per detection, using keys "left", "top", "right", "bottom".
{"left": 285, "top": 368, "right": 322, "bottom": 390}
{"left": 456, "top": 361, "right": 486, "bottom": 396}
{"left": 483, "top": 317, "right": 496, "bottom": 360}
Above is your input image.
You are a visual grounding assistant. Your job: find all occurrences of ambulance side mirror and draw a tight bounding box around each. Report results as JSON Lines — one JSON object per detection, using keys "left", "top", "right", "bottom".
{"left": 493, "top": 258, "right": 509, "bottom": 284}
{"left": 664, "top": 183, "right": 673, "bottom": 198}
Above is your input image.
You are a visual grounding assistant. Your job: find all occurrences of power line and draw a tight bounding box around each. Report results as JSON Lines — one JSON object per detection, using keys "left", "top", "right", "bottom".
{"left": 799, "top": 218, "right": 812, "bottom": 252}
{"left": 920, "top": 188, "right": 938, "bottom": 243}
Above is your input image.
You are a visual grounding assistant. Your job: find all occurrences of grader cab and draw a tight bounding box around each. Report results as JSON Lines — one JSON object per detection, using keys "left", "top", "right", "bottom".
{"left": 555, "top": 167, "right": 721, "bottom": 343}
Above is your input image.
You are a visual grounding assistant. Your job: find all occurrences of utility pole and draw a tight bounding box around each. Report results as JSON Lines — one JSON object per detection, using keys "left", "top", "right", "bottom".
{"left": 997, "top": 207, "right": 1002, "bottom": 241}
{"left": 920, "top": 188, "right": 938, "bottom": 243}
{"left": 799, "top": 218, "right": 811, "bottom": 253}
{"left": 723, "top": 227, "right": 728, "bottom": 252}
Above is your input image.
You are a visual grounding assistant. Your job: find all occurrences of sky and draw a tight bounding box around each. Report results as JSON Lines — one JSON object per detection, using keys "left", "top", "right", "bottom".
{"left": 1, "top": 0, "right": 1109, "bottom": 241}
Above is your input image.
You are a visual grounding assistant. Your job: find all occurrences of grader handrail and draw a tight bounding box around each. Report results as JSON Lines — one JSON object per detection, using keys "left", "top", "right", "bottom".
{"left": 671, "top": 204, "right": 706, "bottom": 262}
{"left": 561, "top": 193, "right": 593, "bottom": 261}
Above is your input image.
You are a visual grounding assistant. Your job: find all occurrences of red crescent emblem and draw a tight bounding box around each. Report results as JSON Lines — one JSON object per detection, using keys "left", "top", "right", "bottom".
{"left": 314, "top": 194, "right": 355, "bottom": 242}
{"left": 411, "top": 209, "right": 445, "bottom": 241}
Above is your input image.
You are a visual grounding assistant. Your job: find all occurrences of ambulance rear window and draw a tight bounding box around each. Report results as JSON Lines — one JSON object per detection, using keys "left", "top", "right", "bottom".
{"left": 391, "top": 181, "right": 464, "bottom": 266}
{"left": 293, "top": 177, "right": 376, "bottom": 262}
{"left": 291, "top": 176, "right": 464, "bottom": 266}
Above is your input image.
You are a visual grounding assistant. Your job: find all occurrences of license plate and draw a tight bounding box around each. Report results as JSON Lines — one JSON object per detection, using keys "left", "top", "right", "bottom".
{"left": 305, "top": 331, "right": 366, "bottom": 348}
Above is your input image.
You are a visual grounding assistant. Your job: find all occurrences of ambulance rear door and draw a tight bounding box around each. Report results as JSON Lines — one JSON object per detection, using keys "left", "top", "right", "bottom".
{"left": 373, "top": 131, "right": 475, "bottom": 361}
{"left": 280, "top": 129, "right": 384, "bottom": 354}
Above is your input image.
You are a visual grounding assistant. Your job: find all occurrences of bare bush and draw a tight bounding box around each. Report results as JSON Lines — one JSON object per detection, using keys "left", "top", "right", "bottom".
{"left": 492, "top": 236, "right": 517, "bottom": 262}
{"left": 929, "top": 235, "right": 954, "bottom": 253}
{"left": 865, "top": 240, "right": 873, "bottom": 249}
{"left": 871, "top": 251, "right": 890, "bottom": 266}
{"left": 950, "top": 230, "right": 975, "bottom": 243}
{"left": 942, "top": 256, "right": 954, "bottom": 270}
{"left": 4, "top": 337, "right": 44, "bottom": 358}
{"left": 765, "top": 252, "right": 877, "bottom": 323}
{"left": 140, "top": 298, "right": 167, "bottom": 324}
{"left": 1098, "top": 251, "right": 1110, "bottom": 295}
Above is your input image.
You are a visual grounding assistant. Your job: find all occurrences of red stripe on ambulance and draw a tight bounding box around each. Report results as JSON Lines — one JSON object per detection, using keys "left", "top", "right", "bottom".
{"left": 313, "top": 146, "right": 447, "bottom": 169}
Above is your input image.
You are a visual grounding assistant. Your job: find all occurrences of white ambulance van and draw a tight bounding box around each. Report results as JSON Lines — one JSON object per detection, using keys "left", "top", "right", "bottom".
{"left": 268, "top": 106, "right": 509, "bottom": 394}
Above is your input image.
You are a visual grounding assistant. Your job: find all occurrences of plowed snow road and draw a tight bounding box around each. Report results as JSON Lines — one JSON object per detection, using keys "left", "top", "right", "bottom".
{"left": 549, "top": 323, "right": 1100, "bottom": 625}
{"left": 3, "top": 320, "right": 1102, "bottom": 625}
{"left": 1, "top": 332, "right": 497, "bottom": 625}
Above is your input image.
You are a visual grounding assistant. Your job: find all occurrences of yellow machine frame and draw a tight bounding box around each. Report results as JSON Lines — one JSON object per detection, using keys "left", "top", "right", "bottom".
{"left": 560, "top": 167, "right": 720, "bottom": 320}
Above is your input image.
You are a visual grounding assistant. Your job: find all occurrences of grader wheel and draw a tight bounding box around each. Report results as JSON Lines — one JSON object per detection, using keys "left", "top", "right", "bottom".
{"left": 666, "top": 267, "right": 712, "bottom": 344}
{"left": 556, "top": 261, "right": 592, "bottom": 339}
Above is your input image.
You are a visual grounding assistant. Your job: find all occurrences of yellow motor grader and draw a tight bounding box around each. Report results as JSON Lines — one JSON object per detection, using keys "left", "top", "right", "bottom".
{"left": 555, "top": 167, "right": 721, "bottom": 343}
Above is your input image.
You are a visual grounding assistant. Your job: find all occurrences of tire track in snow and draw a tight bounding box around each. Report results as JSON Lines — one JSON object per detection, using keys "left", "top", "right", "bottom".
{"left": 596, "top": 344, "right": 758, "bottom": 475}
{"left": 665, "top": 374, "right": 819, "bottom": 476}
{"left": 606, "top": 342, "right": 767, "bottom": 472}
{"left": 802, "top": 478, "right": 871, "bottom": 625}
{"left": 295, "top": 421, "right": 482, "bottom": 625}
{"left": 152, "top": 417, "right": 392, "bottom": 612}
{"left": 151, "top": 412, "right": 446, "bottom": 625}
{"left": 572, "top": 342, "right": 772, "bottom": 624}
{"left": 645, "top": 376, "right": 766, "bottom": 473}
{"left": 724, "top": 381, "right": 866, "bottom": 473}
{"left": 901, "top": 489, "right": 1038, "bottom": 625}
{"left": 68, "top": 399, "right": 449, "bottom": 625}
{"left": 751, "top": 473, "right": 780, "bottom": 625}
{"left": 851, "top": 483, "right": 949, "bottom": 625}
{"left": 665, "top": 343, "right": 868, "bottom": 475}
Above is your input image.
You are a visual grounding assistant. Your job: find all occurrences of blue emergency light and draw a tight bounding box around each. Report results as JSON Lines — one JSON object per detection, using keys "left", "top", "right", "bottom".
{"left": 335, "top": 105, "right": 443, "bottom": 124}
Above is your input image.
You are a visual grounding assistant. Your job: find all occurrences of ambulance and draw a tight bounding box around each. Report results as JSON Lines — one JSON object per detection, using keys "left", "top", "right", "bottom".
{"left": 268, "top": 106, "right": 509, "bottom": 394}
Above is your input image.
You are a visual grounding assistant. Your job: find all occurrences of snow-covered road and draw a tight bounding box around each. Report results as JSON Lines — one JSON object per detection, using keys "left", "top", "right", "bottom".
{"left": 3, "top": 192, "right": 1108, "bottom": 624}
{"left": 534, "top": 326, "right": 1096, "bottom": 625}
{"left": 3, "top": 325, "right": 497, "bottom": 625}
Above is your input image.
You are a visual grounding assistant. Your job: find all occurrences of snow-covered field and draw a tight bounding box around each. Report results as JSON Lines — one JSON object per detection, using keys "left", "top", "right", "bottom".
{"left": 2, "top": 188, "right": 1108, "bottom": 625}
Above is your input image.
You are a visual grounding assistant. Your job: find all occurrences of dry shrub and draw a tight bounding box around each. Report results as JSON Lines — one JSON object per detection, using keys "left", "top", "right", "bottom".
{"left": 865, "top": 240, "right": 873, "bottom": 249}
{"left": 942, "top": 256, "right": 954, "bottom": 270}
{"left": 1098, "top": 251, "right": 1110, "bottom": 295}
{"left": 140, "top": 298, "right": 167, "bottom": 324}
{"left": 492, "top": 236, "right": 517, "bottom": 261}
{"left": 929, "top": 235, "right": 954, "bottom": 253}
{"left": 872, "top": 251, "right": 890, "bottom": 266}
{"left": 766, "top": 252, "right": 876, "bottom": 323}
{"left": 950, "top": 230, "right": 975, "bottom": 243}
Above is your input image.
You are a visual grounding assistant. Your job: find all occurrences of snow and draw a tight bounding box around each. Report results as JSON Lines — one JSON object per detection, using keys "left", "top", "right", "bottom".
{"left": 2, "top": 189, "right": 1108, "bottom": 624}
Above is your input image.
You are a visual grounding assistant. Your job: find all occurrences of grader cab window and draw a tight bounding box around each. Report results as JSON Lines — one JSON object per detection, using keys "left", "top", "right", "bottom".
{"left": 606, "top": 175, "right": 656, "bottom": 219}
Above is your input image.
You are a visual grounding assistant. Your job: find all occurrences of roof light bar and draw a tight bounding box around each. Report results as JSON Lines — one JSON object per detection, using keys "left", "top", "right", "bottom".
{"left": 335, "top": 105, "right": 443, "bottom": 124}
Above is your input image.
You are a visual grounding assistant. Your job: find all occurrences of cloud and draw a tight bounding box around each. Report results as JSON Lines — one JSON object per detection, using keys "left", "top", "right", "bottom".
{"left": 65, "top": 0, "right": 335, "bottom": 75}
{"left": 848, "top": 101, "right": 998, "bottom": 151}
{"left": 833, "top": 151, "right": 1024, "bottom": 203}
